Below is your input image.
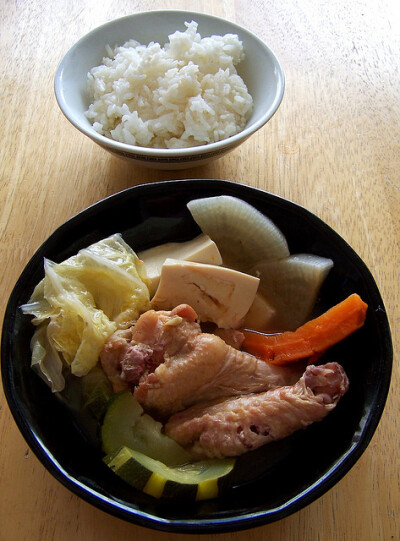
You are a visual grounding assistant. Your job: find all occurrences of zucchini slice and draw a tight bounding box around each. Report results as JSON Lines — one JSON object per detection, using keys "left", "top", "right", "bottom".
{"left": 81, "top": 366, "right": 114, "bottom": 421}
{"left": 104, "top": 446, "right": 235, "bottom": 501}
{"left": 101, "top": 390, "right": 191, "bottom": 466}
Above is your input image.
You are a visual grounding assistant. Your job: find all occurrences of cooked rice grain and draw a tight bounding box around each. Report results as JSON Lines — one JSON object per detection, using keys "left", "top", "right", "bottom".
{"left": 85, "top": 21, "right": 253, "bottom": 149}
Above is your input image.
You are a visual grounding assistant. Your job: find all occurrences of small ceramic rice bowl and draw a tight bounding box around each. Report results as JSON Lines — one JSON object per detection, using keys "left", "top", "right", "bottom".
{"left": 54, "top": 11, "right": 285, "bottom": 169}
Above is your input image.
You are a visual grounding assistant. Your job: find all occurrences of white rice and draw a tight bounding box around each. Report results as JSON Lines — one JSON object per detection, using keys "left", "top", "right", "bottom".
{"left": 85, "top": 21, "right": 253, "bottom": 149}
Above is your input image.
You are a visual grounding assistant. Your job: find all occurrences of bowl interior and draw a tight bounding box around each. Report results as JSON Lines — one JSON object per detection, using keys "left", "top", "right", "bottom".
{"left": 1, "top": 180, "right": 392, "bottom": 533}
{"left": 55, "top": 11, "right": 284, "bottom": 150}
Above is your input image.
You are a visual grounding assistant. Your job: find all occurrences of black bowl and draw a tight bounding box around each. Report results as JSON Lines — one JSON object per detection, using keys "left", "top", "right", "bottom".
{"left": 1, "top": 179, "right": 392, "bottom": 533}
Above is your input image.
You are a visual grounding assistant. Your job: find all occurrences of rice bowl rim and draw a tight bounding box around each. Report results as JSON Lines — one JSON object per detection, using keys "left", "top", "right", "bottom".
{"left": 54, "top": 10, "right": 285, "bottom": 158}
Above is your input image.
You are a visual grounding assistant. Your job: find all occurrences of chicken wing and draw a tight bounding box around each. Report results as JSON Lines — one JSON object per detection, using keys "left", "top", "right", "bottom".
{"left": 164, "top": 362, "right": 349, "bottom": 458}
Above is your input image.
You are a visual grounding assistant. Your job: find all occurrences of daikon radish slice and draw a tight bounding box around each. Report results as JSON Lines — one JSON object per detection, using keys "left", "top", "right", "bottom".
{"left": 187, "top": 196, "right": 289, "bottom": 272}
{"left": 250, "top": 254, "right": 334, "bottom": 331}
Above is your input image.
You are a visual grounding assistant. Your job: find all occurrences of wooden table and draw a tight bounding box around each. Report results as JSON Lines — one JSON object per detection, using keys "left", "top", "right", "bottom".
{"left": 1, "top": 1, "right": 399, "bottom": 539}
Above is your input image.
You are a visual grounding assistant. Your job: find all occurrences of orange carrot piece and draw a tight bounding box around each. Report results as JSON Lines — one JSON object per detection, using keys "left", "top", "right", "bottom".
{"left": 242, "top": 293, "right": 368, "bottom": 365}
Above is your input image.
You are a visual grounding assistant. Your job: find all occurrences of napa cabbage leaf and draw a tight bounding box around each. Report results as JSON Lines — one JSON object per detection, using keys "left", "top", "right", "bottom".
{"left": 21, "top": 234, "right": 150, "bottom": 390}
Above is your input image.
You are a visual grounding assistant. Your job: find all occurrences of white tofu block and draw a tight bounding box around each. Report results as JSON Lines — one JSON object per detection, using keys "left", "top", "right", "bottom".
{"left": 242, "top": 292, "right": 276, "bottom": 331}
{"left": 152, "top": 258, "right": 260, "bottom": 329}
{"left": 138, "top": 234, "right": 222, "bottom": 296}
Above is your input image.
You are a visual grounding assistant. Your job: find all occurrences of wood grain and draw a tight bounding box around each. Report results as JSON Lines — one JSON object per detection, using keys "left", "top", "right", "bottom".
{"left": 0, "top": 1, "right": 399, "bottom": 540}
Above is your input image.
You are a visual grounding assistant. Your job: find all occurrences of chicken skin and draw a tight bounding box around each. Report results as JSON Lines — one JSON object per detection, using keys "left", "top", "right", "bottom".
{"left": 100, "top": 304, "right": 199, "bottom": 392}
{"left": 100, "top": 304, "right": 303, "bottom": 417}
{"left": 164, "top": 362, "right": 349, "bottom": 458}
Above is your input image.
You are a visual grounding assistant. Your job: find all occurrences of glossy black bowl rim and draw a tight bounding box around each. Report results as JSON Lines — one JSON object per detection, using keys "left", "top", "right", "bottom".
{"left": 1, "top": 179, "right": 393, "bottom": 533}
